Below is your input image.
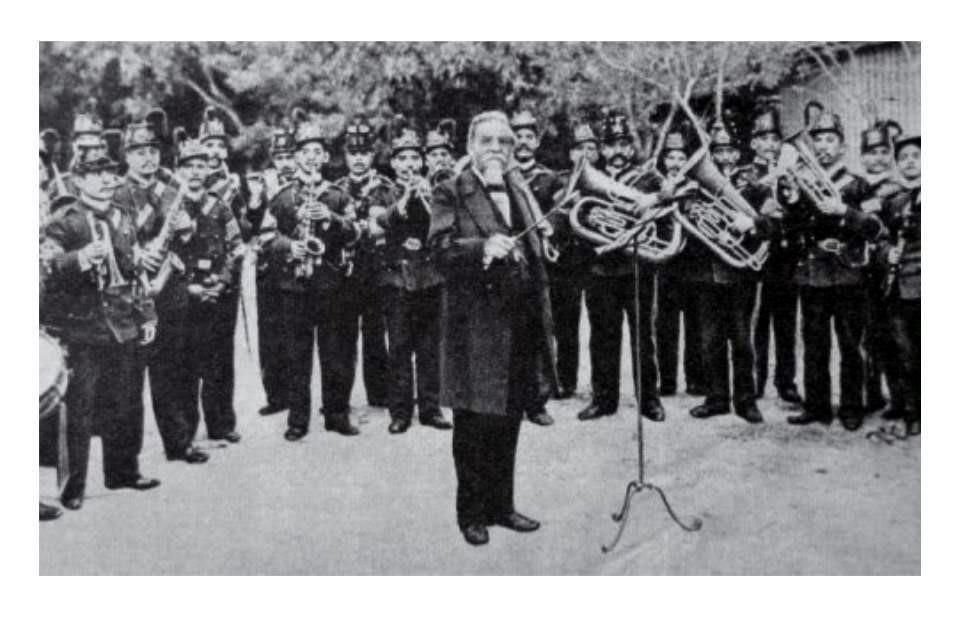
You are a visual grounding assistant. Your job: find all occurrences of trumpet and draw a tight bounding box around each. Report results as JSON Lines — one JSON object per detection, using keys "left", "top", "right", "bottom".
{"left": 396, "top": 169, "right": 433, "bottom": 217}
{"left": 85, "top": 211, "right": 129, "bottom": 291}
{"left": 673, "top": 147, "right": 769, "bottom": 271}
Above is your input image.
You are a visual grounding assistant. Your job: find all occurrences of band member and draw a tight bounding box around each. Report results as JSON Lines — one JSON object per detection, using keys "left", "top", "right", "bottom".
{"left": 877, "top": 134, "right": 920, "bottom": 436}
{"left": 510, "top": 110, "right": 561, "bottom": 426}
{"left": 198, "top": 107, "right": 254, "bottom": 443}
{"left": 859, "top": 123, "right": 905, "bottom": 416}
{"left": 687, "top": 126, "right": 765, "bottom": 423}
{"left": 145, "top": 135, "right": 244, "bottom": 463}
{"left": 549, "top": 122, "right": 599, "bottom": 399}
{"left": 254, "top": 128, "right": 298, "bottom": 416}
{"left": 653, "top": 128, "right": 706, "bottom": 398}
{"left": 47, "top": 106, "right": 106, "bottom": 213}
{"left": 578, "top": 113, "right": 665, "bottom": 422}
{"left": 783, "top": 112, "right": 883, "bottom": 431}
{"left": 424, "top": 123, "right": 457, "bottom": 182}
{"left": 39, "top": 149, "right": 160, "bottom": 510}
{"left": 749, "top": 109, "right": 803, "bottom": 405}
{"left": 262, "top": 111, "right": 362, "bottom": 441}
{"left": 374, "top": 129, "right": 452, "bottom": 434}
{"left": 429, "top": 110, "right": 555, "bottom": 546}
{"left": 335, "top": 117, "right": 391, "bottom": 408}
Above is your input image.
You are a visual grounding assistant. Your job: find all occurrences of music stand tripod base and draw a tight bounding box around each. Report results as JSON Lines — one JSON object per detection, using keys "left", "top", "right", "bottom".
{"left": 601, "top": 235, "right": 702, "bottom": 554}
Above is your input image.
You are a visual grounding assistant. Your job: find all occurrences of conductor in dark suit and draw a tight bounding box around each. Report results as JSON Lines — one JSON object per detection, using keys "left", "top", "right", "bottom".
{"left": 428, "top": 111, "right": 557, "bottom": 546}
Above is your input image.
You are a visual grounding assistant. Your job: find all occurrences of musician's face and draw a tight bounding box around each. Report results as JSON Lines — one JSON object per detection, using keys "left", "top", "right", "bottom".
{"left": 296, "top": 142, "right": 328, "bottom": 175}
{"left": 272, "top": 152, "right": 296, "bottom": 177}
{"left": 812, "top": 132, "right": 843, "bottom": 167}
{"left": 125, "top": 145, "right": 160, "bottom": 178}
{"left": 663, "top": 150, "right": 688, "bottom": 176}
{"left": 570, "top": 141, "right": 599, "bottom": 166}
{"left": 896, "top": 144, "right": 921, "bottom": 181}
{"left": 513, "top": 128, "right": 539, "bottom": 162}
{"left": 178, "top": 157, "right": 210, "bottom": 190}
{"left": 751, "top": 132, "right": 782, "bottom": 164}
{"left": 345, "top": 149, "right": 374, "bottom": 175}
{"left": 426, "top": 147, "right": 453, "bottom": 174}
{"left": 469, "top": 119, "right": 514, "bottom": 175}
{"left": 861, "top": 146, "right": 892, "bottom": 175}
{"left": 601, "top": 138, "right": 635, "bottom": 169}
{"left": 203, "top": 138, "right": 229, "bottom": 167}
{"left": 712, "top": 146, "right": 740, "bottom": 171}
{"left": 76, "top": 169, "right": 118, "bottom": 201}
{"left": 391, "top": 149, "right": 424, "bottom": 179}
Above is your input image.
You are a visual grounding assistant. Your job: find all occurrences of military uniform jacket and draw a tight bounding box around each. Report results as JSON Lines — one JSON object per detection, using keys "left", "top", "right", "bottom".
{"left": 262, "top": 177, "right": 360, "bottom": 295}
{"left": 781, "top": 163, "right": 883, "bottom": 288}
{"left": 206, "top": 169, "right": 264, "bottom": 242}
{"left": 335, "top": 172, "right": 396, "bottom": 282}
{"left": 428, "top": 168, "right": 558, "bottom": 416}
{"left": 878, "top": 186, "right": 920, "bottom": 300}
{"left": 739, "top": 162, "right": 801, "bottom": 284}
{"left": 113, "top": 173, "right": 181, "bottom": 245}
{"left": 39, "top": 200, "right": 156, "bottom": 345}
{"left": 154, "top": 193, "right": 244, "bottom": 314}
{"left": 374, "top": 184, "right": 443, "bottom": 292}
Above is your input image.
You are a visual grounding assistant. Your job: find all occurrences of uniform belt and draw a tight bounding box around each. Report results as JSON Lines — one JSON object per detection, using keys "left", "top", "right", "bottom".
{"left": 816, "top": 238, "right": 846, "bottom": 254}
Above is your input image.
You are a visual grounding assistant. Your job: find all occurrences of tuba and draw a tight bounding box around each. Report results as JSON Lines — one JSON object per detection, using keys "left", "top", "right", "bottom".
{"left": 563, "top": 157, "right": 684, "bottom": 263}
{"left": 675, "top": 147, "right": 769, "bottom": 271}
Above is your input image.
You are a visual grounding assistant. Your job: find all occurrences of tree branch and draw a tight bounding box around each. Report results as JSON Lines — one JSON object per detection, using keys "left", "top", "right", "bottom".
{"left": 180, "top": 75, "right": 244, "bottom": 132}
{"left": 715, "top": 43, "right": 730, "bottom": 123}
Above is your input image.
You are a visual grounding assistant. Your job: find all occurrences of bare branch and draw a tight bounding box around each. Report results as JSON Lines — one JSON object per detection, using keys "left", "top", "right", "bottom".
{"left": 180, "top": 75, "right": 244, "bottom": 132}
{"left": 715, "top": 43, "right": 730, "bottom": 123}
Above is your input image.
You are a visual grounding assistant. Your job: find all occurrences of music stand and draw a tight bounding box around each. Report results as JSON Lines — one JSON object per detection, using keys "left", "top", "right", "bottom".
{"left": 601, "top": 235, "right": 702, "bottom": 554}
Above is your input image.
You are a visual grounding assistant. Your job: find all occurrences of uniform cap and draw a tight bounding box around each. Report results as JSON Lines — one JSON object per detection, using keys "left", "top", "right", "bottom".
{"left": 751, "top": 109, "right": 782, "bottom": 138}
{"left": 344, "top": 117, "right": 375, "bottom": 152}
{"left": 860, "top": 126, "right": 892, "bottom": 153}
{"left": 198, "top": 106, "right": 229, "bottom": 143}
{"left": 270, "top": 129, "right": 297, "bottom": 155}
{"left": 123, "top": 121, "right": 162, "bottom": 151}
{"left": 509, "top": 110, "right": 538, "bottom": 133}
{"left": 571, "top": 123, "right": 598, "bottom": 146}
{"left": 425, "top": 129, "right": 453, "bottom": 152}
{"left": 600, "top": 114, "right": 632, "bottom": 144}
{"left": 808, "top": 111, "right": 845, "bottom": 140}
{"left": 391, "top": 128, "right": 422, "bottom": 155}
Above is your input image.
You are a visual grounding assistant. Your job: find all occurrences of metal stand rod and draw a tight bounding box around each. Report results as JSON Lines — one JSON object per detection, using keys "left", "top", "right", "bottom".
{"left": 601, "top": 235, "right": 702, "bottom": 554}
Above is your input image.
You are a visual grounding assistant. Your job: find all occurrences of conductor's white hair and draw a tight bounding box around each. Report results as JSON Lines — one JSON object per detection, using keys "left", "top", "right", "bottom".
{"left": 467, "top": 111, "right": 516, "bottom": 148}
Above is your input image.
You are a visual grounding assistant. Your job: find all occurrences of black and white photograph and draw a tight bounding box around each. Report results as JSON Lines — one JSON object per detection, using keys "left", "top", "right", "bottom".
{"left": 36, "top": 39, "right": 922, "bottom": 577}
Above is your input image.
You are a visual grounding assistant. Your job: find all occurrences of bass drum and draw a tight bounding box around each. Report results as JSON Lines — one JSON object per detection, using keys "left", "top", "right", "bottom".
{"left": 40, "top": 330, "right": 69, "bottom": 419}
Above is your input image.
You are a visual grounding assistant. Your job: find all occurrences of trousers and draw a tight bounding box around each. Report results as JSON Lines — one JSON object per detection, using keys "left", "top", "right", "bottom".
{"left": 384, "top": 286, "right": 442, "bottom": 421}
{"left": 799, "top": 285, "right": 867, "bottom": 417}
{"left": 342, "top": 278, "right": 390, "bottom": 406}
{"left": 256, "top": 274, "right": 288, "bottom": 408}
{"left": 754, "top": 278, "right": 799, "bottom": 396}
{"left": 584, "top": 271, "right": 659, "bottom": 410}
{"left": 656, "top": 273, "right": 705, "bottom": 392}
{"left": 62, "top": 341, "right": 143, "bottom": 500}
{"left": 693, "top": 281, "right": 758, "bottom": 405}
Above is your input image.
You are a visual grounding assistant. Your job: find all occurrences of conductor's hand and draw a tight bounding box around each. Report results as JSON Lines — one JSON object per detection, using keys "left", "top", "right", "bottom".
{"left": 483, "top": 234, "right": 516, "bottom": 268}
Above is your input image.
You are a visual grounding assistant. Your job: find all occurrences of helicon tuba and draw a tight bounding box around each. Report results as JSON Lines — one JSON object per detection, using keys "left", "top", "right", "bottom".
{"left": 562, "top": 157, "right": 684, "bottom": 263}
{"left": 676, "top": 147, "right": 769, "bottom": 271}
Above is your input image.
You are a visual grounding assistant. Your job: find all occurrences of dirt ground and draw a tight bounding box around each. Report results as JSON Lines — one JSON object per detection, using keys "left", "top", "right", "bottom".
{"left": 39, "top": 263, "right": 920, "bottom": 575}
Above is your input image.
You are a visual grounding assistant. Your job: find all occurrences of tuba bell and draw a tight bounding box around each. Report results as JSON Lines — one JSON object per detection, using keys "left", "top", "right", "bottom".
{"left": 776, "top": 134, "right": 842, "bottom": 207}
{"left": 562, "top": 157, "right": 684, "bottom": 263}
{"left": 676, "top": 147, "right": 770, "bottom": 271}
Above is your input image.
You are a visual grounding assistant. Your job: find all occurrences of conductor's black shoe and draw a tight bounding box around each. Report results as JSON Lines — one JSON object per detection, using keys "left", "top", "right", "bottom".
{"left": 493, "top": 511, "right": 541, "bottom": 533}
{"left": 735, "top": 402, "right": 764, "bottom": 424}
{"left": 577, "top": 403, "right": 616, "bottom": 421}
{"left": 554, "top": 386, "right": 575, "bottom": 400}
{"left": 526, "top": 410, "right": 554, "bottom": 426}
{"left": 211, "top": 431, "right": 241, "bottom": 443}
{"left": 461, "top": 523, "right": 490, "bottom": 546}
{"left": 778, "top": 387, "right": 804, "bottom": 405}
{"left": 906, "top": 419, "right": 921, "bottom": 437}
{"left": 284, "top": 426, "right": 308, "bottom": 442}
{"left": 882, "top": 406, "right": 905, "bottom": 420}
{"left": 258, "top": 403, "right": 288, "bottom": 416}
{"left": 325, "top": 415, "right": 360, "bottom": 436}
{"left": 690, "top": 401, "right": 730, "bottom": 419}
{"left": 388, "top": 418, "right": 411, "bottom": 434}
{"left": 641, "top": 400, "right": 666, "bottom": 422}
{"left": 40, "top": 502, "right": 62, "bottom": 521}
{"left": 61, "top": 496, "right": 83, "bottom": 511}
{"left": 420, "top": 414, "right": 453, "bottom": 430}
{"left": 841, "top": 416, "right": 863, "bottom": 432}
{"left": 787, "top": 411, "right": 832, "bottom": 426}
{"left": 168, "top": 446, "right": 209, "bottom": 464}
{"left": 105, "top": 476, "right": 161, "bottom": 491}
